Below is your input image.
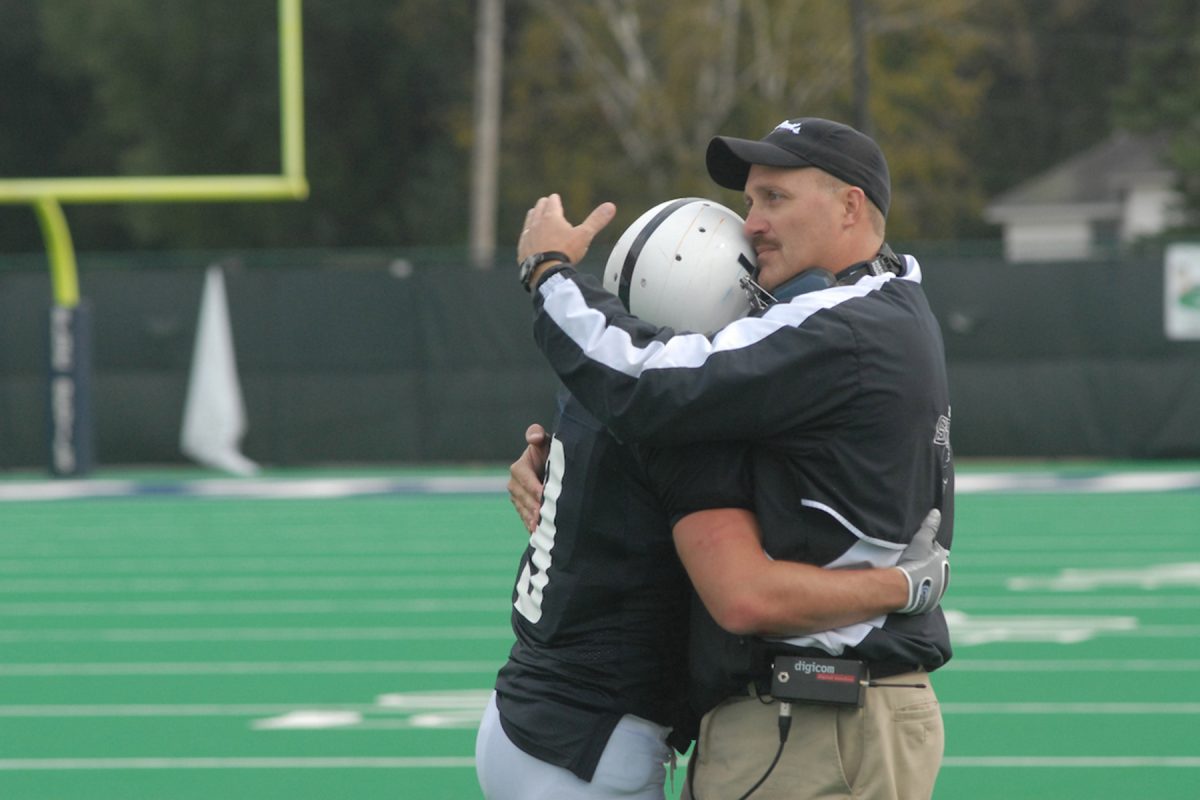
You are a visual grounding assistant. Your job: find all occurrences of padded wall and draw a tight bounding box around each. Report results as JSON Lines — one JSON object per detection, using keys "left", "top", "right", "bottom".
{"left": 1, "top": 251, "right": 1197, "bottom": 469}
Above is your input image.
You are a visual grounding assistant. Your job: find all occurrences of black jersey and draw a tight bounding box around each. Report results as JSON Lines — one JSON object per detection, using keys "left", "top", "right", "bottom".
{"left": 531, "top": 256, "right": 955, "bottom": 711}
{"left": 494, "top": 392, "right": 711, "bottom": 781}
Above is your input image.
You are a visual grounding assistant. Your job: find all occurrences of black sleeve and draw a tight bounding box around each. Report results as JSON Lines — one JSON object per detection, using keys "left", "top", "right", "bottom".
{"left": 531, "top": 268, "right": 858, "bottom": 446}
{"left": 639, "top": 440, "right": 755, "bottom": 527}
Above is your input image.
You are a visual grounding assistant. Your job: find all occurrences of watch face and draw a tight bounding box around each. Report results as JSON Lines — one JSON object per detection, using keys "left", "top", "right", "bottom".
{"left": 519, "top": 255, "right": 538, "bottom": 291}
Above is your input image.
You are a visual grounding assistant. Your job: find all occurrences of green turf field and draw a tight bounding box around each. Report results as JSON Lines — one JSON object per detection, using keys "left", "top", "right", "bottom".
{"left": 1, "top": 464, "right": 1198, "bottom": 799}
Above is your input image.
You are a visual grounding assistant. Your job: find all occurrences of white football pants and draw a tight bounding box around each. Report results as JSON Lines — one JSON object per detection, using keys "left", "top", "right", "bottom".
{"left": 475, "top": 691, "right": 674, "bottom": 799}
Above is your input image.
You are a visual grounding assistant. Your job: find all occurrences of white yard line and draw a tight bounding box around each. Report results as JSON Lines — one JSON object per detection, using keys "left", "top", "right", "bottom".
{"left": 942, "top": 757, "right": 1200, "bottom": 768}
{"left": 0, "top": 757, "right": 478, "bottom": 770}
{"left": 1, "top": 756, "right": 1198, "bottom": 770}
{"left": 945, "top": 658, "right": 1200, "bottom": 672}
{"left": 0, "top": 598, "right": 502, "bottom": 616}
{"left": 0, "top": 626, "right": 511, "bottom": 642}
{"left": 1, "top": 470, "right": 1197, "bottom": 502}
{"left": 0, "top": 660, "right": 501, "bottom": 676}
{"left": 2, "top": 700, "right": 1196, "bottom": 718}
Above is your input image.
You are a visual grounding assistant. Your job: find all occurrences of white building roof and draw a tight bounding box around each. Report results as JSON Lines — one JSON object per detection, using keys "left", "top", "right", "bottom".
{"left": 984, "top": 131, "right": 1175, "bottom": 225}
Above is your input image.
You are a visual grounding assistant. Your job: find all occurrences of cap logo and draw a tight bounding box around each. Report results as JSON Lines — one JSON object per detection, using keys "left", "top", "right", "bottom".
{"left": 774, "top": 120, "right": 803, "bottom": 135}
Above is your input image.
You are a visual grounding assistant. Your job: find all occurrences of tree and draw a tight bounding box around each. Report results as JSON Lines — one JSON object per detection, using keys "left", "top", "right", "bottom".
{"left": 502, "top": 0, "right": 991, "bottom": 243}
{"left": 9, "top": 0, "right": 1193, "bottom": 253}
{"left": 1113, "top": 0, "right": 1200, "bottom": 227}
{"left": 960, "top": 0, "right": 1139, "bottom": 229}
{"left": 29, "top": 0, "right": 476, "bottom": 250}
{"left": 0, "top": 0, "right": 126, "bottom": 251}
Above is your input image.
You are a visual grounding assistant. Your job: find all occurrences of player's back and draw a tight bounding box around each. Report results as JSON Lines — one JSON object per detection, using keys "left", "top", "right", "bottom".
{"left": 493, "top": 392, "right": 691, "bottom": 779}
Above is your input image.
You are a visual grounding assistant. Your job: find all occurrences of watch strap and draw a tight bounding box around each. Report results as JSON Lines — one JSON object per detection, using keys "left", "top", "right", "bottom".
{"left": 519, "top": 251, "right": 571, "bottom": 292}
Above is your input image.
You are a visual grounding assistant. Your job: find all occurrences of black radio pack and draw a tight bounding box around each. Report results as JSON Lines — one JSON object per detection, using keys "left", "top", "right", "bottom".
{"left": 769, "top": 655, "right": 866, "bottom": 707}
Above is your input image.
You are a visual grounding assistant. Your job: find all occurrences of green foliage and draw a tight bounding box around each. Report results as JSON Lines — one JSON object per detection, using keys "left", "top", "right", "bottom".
{"left": 1114, "top": 0, "right": 1200, "bottom": 221}
{"left": 963, "top": 0, "right": 1140, "bottom": 214}
{"left": 866, "top": 1, "right": 991, "bottom": 238}
{"left": 1, "top": 0, "right": 1197, "bottom": 253}
{"left": 0, "top": 0, "right": 125, "bottom": 248}
{"left": 502, "top": 0, "right": 993, "bottom": 242}
{"left": 16, "top": 0, "right": 475, "bottom": 250}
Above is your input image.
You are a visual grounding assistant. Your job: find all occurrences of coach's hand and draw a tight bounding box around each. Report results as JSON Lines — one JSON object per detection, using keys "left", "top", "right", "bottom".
{"left": 517, "top": 194, "right": 615, "bottom": 285}
{"left": 894, "top": 509, "right": 950, "bottom": 615}
{"left": 508, "top": 424, "right": 550, "bottom": 533}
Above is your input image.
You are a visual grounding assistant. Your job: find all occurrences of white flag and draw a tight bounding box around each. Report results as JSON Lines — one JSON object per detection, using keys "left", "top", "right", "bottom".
{"left": 180, "top": 265, "right": 259, "bottom": 476}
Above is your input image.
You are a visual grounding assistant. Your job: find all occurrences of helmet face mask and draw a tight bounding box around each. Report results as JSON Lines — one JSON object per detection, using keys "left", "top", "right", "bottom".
{"left": 604, "top": 198, "right": 757, "bottom": 334}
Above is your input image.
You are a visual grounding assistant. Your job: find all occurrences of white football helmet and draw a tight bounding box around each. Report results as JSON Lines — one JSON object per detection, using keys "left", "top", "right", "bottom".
{"left": 603, "top": 198, "right": 756, "bottom": 334}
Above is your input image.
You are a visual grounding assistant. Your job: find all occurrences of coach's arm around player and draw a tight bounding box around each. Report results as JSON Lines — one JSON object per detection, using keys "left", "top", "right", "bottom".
{"left": 507, "top": 429, "right": 950, "bottom": 632}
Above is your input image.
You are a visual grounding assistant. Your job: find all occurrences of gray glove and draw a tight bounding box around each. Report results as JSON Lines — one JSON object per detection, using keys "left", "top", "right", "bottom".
{"left": 895, "top": 508, "right": 950, "bottom": 615}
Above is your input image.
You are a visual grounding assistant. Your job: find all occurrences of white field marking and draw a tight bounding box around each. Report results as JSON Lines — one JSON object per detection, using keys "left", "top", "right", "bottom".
{"left": 1124, "top": 624, "right": 1200, "bottom": 637}
{"left": 965, "top": 555, "right": 1200, "bottom": 570}
{"left": 0, "top": 598, "right": 504, "bottom": 616}
{"left": 959, "top": 534, "right": 1200, "bottom": 551}
{"left": 252, "top": 690, "right": 491, "bottom": 731}
{"left": 0, "top": 480, "right": 142, "bottom": 501}
{"left": 4, "top": 755, "right": 1198, "bottom": 771}
{"left": 946, "top": 615, "right": 1200, "bottom": 641}
{"left": 16, "top": 695, "right": 1200, "bottom": 724}
{"left": 0, "top": 626, "right": 511, "bottom": 643}
{"left": 0, "top": 545, "right": 514, "bottom": 561}
{"left": 945, "top": 659, "right": 1200, "bottom": 672}
{"left": 0, "top": 469, "right": 1194, "bottom": 504}
{"left": 941, "top": 756, "right": 1200, "bottom": 768}
{"left": 10, "top": 555, "right": 1174, "bottom": 581}
{"left": 1008, "top": 563, "right": 1200, "bottom": 591}
{"left": 375, "top": 690, "right": 493, "bottom": 709}
{"left": 949, "top": 596, "right": 1200, "bottom": 610}
{"left": 0, "top": 691, "right": 494, "bottom": 719}
{"left": 0, "top": 704, "right": 381, "bottom": 717}
{"left": 186, "top": 477, "right": 506, "bottom": 498}
{"left": 0, "top": 476, "right": 508, "bottom": 502}
{"left": 955, "top": 471, "right": 1200, "bottom": 494}
{"left": 355, "top": 711, "right": 485, "bottom": 729}
{"left": 960, "top": 553, "right": 1200, "bottom": 568}
{"left": 0, "top": 691, "right": 493, "bottom": 733}
{"left": 941, "top": 702, "right": 1200, "bottom": 715}
{"left": 0, "top": 757, "right": 477, "bottom": 770}
{"left": 0, "top": 558, "right": 513, "bottom": 575}
{"left": 944, "top": 610, "right": 1138, "bottom": 645}
{"left": 0, "top": 661, "right": 501, "bottom": 676}
{"left": 253, "top": 710, "right": 363, "bottom": 729}
{"left": 0, "top": 575, "right": 514, "bottom": 593}
{"left": 252, "top": 711, "right": 486, "bottom": 731}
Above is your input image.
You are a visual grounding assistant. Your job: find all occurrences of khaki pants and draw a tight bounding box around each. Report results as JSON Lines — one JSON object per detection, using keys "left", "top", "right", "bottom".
{"left": 683, "top": 671, "right": 943, "bottom": 800}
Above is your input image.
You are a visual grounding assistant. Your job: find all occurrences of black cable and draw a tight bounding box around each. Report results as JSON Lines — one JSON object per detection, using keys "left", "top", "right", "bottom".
{"left": 692, "top": 678, "right": 926, "bottom": 797}
{"left": 734, "top": 701, "right": 791, "bottom": 800}
{"left": 690, "top": 700, "right": 793, "bottom": 800}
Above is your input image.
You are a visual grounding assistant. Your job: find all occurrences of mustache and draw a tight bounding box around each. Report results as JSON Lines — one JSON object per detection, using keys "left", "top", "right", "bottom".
{"left": 752, "top": 235, "right": 777, "bottom": 252}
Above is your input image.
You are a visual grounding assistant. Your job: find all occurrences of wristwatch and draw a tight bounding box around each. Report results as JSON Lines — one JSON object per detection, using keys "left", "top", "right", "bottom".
{"left": 519, "top": 251, "right": 571, "bottom": 293}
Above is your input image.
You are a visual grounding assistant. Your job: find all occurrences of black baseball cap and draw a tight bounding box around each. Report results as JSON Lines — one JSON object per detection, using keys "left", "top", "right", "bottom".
{"left": 706, "top": 118, "right": 891, "bottom": 216}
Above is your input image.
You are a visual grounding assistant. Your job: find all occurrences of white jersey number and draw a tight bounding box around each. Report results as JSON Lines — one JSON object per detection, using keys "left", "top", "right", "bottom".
{"left": 513, "top": 436, "right": 565, "bottom": 624}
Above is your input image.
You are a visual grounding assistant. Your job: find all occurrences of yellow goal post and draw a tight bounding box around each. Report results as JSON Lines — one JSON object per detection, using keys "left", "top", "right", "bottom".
{"left": 0, "top": 0, "right": 309, "bottom": 308}
{"left": 2, "top": 0, "right": 308, "bottom": 476}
